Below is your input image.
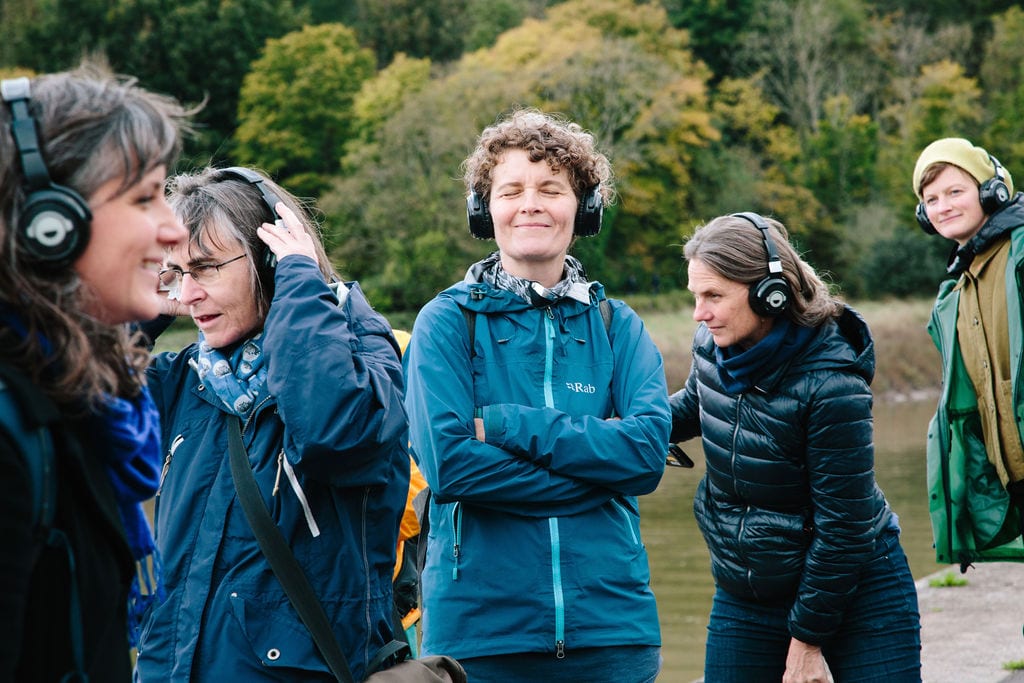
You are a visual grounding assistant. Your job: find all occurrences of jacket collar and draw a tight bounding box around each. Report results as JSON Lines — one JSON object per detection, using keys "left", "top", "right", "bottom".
{"left": 947, "top": 193, "right": 1024, "bottom": 277}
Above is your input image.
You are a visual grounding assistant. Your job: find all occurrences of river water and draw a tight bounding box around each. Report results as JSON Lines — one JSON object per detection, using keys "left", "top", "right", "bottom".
{"left": 643, "top": 398, "right": 943, "bottom": 681}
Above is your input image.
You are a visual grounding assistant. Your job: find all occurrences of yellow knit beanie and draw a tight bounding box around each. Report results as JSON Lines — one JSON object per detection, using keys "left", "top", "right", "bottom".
{"left": 912, "top": 137, "right": 1014, "bottom": 199}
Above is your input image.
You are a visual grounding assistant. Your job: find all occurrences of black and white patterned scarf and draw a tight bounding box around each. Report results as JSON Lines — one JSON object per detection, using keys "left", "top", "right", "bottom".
{"left": 465, "top": 251, "right": 594, "bottom": 305}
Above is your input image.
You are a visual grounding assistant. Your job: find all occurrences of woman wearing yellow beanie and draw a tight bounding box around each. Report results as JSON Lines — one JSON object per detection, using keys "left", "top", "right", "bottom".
{"left": 913, "top": 137, "right": 1024, "bottom": 570}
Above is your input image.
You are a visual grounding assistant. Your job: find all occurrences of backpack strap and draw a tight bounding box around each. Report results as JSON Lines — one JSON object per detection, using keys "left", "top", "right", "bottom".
{"left": 0, "top": 377, "right": 55, "bottom": 534}
{"left": 0, "top": 365, "right": 88, "bottom": 681}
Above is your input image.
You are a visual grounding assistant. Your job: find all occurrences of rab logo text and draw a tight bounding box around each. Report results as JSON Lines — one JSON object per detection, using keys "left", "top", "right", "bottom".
{"left": 566, "top": 382, "right": 597, "bottom": 394}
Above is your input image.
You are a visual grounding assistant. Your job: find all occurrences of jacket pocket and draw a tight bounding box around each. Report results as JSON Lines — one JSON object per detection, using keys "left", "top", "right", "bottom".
{"left": 228, "top": 593, "right": 332, "bottom": 675}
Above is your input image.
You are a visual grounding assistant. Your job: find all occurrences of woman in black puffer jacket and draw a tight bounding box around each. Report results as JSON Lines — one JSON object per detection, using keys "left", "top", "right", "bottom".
{"left": 670, "top": 213, "right": 921, "bottom": 683}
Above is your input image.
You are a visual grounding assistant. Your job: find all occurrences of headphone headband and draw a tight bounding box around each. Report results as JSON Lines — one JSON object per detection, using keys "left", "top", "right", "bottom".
{"left": 219, "top": 167, "right": 283, "bottom": 269}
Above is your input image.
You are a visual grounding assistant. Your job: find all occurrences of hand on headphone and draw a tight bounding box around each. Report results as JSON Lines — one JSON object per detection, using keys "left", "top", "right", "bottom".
{"left": 256, "top": 202, "right": 318, "bottom": 266}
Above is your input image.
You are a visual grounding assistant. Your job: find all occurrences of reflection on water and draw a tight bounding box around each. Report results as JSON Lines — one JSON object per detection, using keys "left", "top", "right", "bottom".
{"left": 644, "top": 398, "right": 942, "bottom": 682}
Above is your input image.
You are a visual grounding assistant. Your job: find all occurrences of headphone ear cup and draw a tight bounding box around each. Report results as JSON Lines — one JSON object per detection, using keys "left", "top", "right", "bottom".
{"left": 749, "top": 276, "right": 791, "bottom": 317}
{"left": 18, "top": 183, "right": 92, "bottom": 268}
{"left": 915, "top": 201, "right": 937, "bottom": 235}
{"left": 979, "top": 177, "right": 1011, "bottom": 214}
{"left": 574, "top": 184, "right": 603, "bottom": 237}
{"left": 466, "top": 191, "right": 494, "bottom": 239}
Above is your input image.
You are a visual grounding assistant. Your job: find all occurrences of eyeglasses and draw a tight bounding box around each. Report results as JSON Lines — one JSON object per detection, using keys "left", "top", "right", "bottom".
{"left": 158, "top": 254, "right": 246, "bottom": 297}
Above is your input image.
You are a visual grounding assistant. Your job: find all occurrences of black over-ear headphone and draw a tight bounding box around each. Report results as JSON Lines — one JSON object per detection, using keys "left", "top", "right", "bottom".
{"left": 219, "top": 166, "right": 283, "bottom": 269}
{"left": 732, "top": 212, "right": 792, "bottom": 317}
{"left": 2, "top": 77, "right": 92, "bottom": 268}
{"left": 467, "top": 184, "right": 603, "bottom": 239}
{"left": 916, "top": 153, "right": 1012, "bottom": 235}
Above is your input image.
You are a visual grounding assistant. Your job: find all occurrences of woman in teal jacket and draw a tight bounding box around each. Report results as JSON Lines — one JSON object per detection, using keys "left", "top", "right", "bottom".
{"left": 914, "top": 138, "right": 1024, "bottom": 567}
{"left": 403, "top": 109, "right": 671, "bottom": 683}
{"left": 135, "top": 167, "right": 409, "bottom": 681}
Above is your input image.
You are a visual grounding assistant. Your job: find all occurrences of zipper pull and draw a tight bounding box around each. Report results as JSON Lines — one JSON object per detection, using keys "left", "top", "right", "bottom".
{"left": 452, "top": 543, "right": 460, "bottom": 581}
{"left": 156, "top": 453, "right": 172, "bottom": 497}
{"left": 556, "top": 640, "right": 565, "bottom": 659}
{"left": 157, "top": 435, "right": 185, "bottom": 497}
{"left": 273, "top": 450, "right": 283, "bottom": 496}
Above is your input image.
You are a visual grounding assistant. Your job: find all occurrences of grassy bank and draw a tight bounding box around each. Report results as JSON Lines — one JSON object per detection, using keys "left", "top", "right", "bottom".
{"left": 153, "top": 295, "right": 940, "bottom": 403}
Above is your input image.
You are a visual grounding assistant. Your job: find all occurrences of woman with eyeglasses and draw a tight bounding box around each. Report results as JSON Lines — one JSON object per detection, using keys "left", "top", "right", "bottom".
{"left": 134, "top": 166, "right": 410, "bottom": 681}
{"left": 0, "top": 63, "right": 190, "bottom": 682}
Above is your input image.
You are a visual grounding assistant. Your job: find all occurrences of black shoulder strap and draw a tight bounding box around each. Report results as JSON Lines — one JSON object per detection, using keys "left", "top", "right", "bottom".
{"left": 227, "top": 417, "right": 361, "bottom": 683}
{"left": 0, "top": 377, "right": 56, "bottom": 533}
{"left": 460, "top": 298, "right": 613, "bottom": 358}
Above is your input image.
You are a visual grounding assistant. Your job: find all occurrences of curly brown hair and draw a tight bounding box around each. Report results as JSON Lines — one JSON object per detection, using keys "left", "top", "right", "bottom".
{"left": 462, "top": 108, "right": 615, "bottom": 206}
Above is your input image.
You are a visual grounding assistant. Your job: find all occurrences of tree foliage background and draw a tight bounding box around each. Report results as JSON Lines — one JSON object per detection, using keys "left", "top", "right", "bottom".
{"left": 2, "top": 0, "right": 1021, "bottom": 311}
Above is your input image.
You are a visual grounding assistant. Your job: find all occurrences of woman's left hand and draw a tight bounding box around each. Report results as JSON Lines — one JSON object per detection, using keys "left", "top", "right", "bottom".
{"left": 783, "top": 637, "right": 833, "bottom": 683}
{"left": 256, "top": 202, "right": 319, "bottom": 265}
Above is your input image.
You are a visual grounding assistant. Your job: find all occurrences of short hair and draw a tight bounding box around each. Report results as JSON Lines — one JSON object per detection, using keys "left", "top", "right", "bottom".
{"left": 462, "top": 108, "right": 615, "bottom": 206}
{"left": 684, "top": 214, "right": 841, "bottom": 326}
{"left": 166, "top": 167, "right": 337, "bottom": 323}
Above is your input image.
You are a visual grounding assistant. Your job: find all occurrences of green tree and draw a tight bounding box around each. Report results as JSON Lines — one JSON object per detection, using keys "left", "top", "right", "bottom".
{"left": 662, "top": 0, "right": 758, "bottom": 81}
{"left": 908, "top": 60, "right": 982, "bottom": 150}
{"left": 803, "top": 94, "right": 879, "bottom": 218}
{"left": 979, "top": 7, "right": 1024, "bottom": 162}
{"left": 353, "top": 0, "right": 470, "bottom": 66}
{"left": 233, "top": 23, "right": 376, "bottom": 197}
{"left": 107, "top": 0, "right": 302, "bottom": 162}
{"left": 322, "top": 0, "right": 719, "bottom": 308}
{"left": 2, "top": 0, "right": 112, "bottom": 73}
{"left": 348, "top": 53, "right": 432, "bottom": 149}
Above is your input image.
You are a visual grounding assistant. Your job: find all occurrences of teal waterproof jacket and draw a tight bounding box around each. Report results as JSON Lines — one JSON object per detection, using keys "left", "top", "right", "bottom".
{"left": 927, "top": 202, "right": 1024, "bottom": 566}
{"left": 135, "top": 257, "right": 409, "bottom": 681}
{"left": 404, "top": 279, "right": 669, "bottom": 660}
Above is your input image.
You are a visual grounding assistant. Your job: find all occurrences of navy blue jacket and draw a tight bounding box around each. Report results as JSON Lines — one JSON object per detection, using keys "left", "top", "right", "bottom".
{"left": 135, "top": 257, "right": 409, "bottom": 681}
{"left": 404, "top": 279, "right": 669, "bottom": 659}
{"left": 669, "top": 307, "right": 893, "bottom": 645}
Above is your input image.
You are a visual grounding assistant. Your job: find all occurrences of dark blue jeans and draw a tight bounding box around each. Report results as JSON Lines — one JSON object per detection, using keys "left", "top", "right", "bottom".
{"left": 455, "top": 645, "right": 661, "bottom": 683}
{"left": 704, "top": 530, "right": 921, "bottom": 682}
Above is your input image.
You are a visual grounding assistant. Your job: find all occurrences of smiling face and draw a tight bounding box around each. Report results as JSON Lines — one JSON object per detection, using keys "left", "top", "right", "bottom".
{"left": 688, "top": 258, "right": 773, "bottom": 349}
{"left": 164, "top": 222, "right": 261, "bottom": 349}
{"left": 920, "top": 165, "right": 987, "bottom": 245}
{"left": 73, "top": 164, "right": 186, "bottom": 324}
{"left": 489, "top": 148, "right": 578, "bottom": 287}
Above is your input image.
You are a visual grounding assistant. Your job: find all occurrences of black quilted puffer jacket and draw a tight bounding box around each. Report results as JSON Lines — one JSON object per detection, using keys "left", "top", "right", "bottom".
{"left": 669, "top": 306, "right": 893, "bottom": 645}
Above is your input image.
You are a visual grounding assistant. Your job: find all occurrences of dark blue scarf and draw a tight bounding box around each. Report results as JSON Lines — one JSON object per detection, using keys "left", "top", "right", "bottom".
{"left": 715, "top": 317, "right": 816, "bottom": 393}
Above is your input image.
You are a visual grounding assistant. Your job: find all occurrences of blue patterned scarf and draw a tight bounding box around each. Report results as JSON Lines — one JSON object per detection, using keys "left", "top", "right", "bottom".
{"left": 192, "top": 332, "right": 268, "bottom": 417}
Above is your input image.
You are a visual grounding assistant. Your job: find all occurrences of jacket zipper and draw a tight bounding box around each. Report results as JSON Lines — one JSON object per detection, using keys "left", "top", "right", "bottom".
{"left": 549, "top": 517, "right": 566, "bottom": 658}
{"left": 451, "top": 502, "right": 462, "bottom": 580}
{"left": 542, "top": 310, "right": 566, "bottom": 657}
{"left": 543, "top": 309, "right": 556, "bottom": 407}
